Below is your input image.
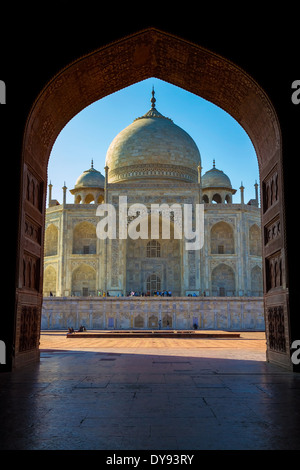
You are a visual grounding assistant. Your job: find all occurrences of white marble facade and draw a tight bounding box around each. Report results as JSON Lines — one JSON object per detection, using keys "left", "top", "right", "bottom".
{"left": 43, "top": 93, "right": 263, "bottom": 330}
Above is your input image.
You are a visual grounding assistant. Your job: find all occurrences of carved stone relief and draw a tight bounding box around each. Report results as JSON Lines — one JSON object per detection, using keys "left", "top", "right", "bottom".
{"left": 22, "top": 252, "right": 40, "bottom": 291}
{"left": 19, "top": 306, "right": 40, "bottom": 352}
{"left": 264, "top": 217, "right": 281, "bottom": 245}
{"left": 267, "top": 305, "right": 286, "bottom": 353}
{"left": 262, "top": 169, "right": 279, "bottom": 213}
{"left": 26, "top": 170, "right": 43, "bottom": 212}
{"left": 265, "top": 251, "right": 282, "bottom": 291}
{"left": 25, "top": 216, "right": 41, "bottom": 245}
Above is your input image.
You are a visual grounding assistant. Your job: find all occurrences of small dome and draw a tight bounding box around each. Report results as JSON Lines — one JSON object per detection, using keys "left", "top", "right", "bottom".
{"left": 74, "top": 161, "right": 105, "bottom": 188}
{"left": 202, "top": 161, "right": 232, "bottom": 189}
{"left": 105, "top": 89, "right": 201, "bottom": 183}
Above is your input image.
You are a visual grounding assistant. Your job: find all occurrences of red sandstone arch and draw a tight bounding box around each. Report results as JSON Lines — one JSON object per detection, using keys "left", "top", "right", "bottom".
{"left": 16, "top": 28, "right": 289, "bottom": 369}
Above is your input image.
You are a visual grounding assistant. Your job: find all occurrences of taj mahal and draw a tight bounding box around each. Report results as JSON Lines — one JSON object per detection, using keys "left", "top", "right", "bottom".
{"left": 42, "top": 91, "right": 264, "bottom": 331}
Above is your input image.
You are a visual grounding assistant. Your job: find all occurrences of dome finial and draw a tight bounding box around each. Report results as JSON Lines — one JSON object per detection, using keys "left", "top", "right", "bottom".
{"left": 91, "top": 159, "right": 94, "bottom": 168}
{"left": 213, "top": 159, "right": 215, "bottom": 168}
{"left": 151, "top": 86, "right": 156, "bottom": 109}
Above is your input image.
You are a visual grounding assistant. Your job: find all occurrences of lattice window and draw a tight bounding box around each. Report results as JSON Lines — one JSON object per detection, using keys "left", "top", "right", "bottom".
{"left": 146, "top": 240, "right": 161, "bottom": 258}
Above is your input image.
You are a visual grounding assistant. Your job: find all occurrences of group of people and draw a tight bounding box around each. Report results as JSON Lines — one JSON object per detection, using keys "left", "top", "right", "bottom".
{"left": 127, "top": 290, "right": 172, "bottom": 297}
{"left": 68, "top": 325, "right": 87, "bottom": 333}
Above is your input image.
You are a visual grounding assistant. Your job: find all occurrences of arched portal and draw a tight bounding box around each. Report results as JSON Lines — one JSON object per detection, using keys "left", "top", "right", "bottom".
{"left": 71, "top": 264, "right": 96, "bottom": 296}
{"left": 72, "top": 221, "right": 97, "bottom": 255}
{"left": 15, "top": 28, "right": 290, "bottom": 370}
{"left": 126, "top": 213, "right": 182, "bottom": 296}
{"left": 211, "top": 263, "right": 236, "bottom": 297}
{"left": 146, "top": 274, "right": 162, "bottom": 296}
{"left": 211, "top": 221, "right": 234, "bottom": 254}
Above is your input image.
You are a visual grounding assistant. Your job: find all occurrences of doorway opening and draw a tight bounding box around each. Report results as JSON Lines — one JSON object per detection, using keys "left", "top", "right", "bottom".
{"left": 147, "top": 274, "right": 162, "bottom": 296}
{"left": 15, "top": 28, "right": 289, "bottom": 370}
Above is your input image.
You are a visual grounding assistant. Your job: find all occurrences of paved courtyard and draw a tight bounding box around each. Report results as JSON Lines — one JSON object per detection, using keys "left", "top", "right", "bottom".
{"left": 40, "top": 330, "right": 267, "bottom": 360}
{"left": 1, "top": 330, "right": 300, "bottom": 450}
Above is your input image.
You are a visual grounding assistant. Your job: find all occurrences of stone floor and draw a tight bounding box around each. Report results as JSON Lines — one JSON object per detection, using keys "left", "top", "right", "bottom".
{"left": 1, "top": 331, "right": 300, "bottom": 451}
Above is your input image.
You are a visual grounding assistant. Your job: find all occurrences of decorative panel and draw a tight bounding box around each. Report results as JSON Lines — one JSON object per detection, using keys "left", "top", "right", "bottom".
{"left": 264, "top": 216, "right": 281, "bottom": 246}
{"left": 19, "top": 306, "right": 40, "bottom": 352}
{"left": 188, "top": 250, "right": 196, "bottom": 288}
{"left": 25, "top": 216, "right": 42, "bottom": 245}
{"left": 26, "top": 170, "right": 43, "bottom": 212}
{"left": 265, "top": 251, "right": 282, "bottom": 291}
{"left": 22, "top": 252, "right": 40, "bottom": 291}
{"left": 267, "top": 305, "right": 286, "bottom": 353}
{"left": 262, "top": 169, "right": 279, "bottom": 213}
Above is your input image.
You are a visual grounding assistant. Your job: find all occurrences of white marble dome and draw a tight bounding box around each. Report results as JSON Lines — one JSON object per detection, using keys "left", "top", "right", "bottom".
{"left": 105, "top": 91, "right": 201, "bottom": 183}
{"left": 202, "top": 162, "right": 232, "bottom": 189}
{"left": 74, "top": 161, "right": 105, "bottom": 188}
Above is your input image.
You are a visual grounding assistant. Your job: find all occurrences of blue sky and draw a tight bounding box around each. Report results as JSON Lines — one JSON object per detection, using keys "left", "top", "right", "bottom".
{"left": 48, "top": 77, "right": 259, "bottom": 205}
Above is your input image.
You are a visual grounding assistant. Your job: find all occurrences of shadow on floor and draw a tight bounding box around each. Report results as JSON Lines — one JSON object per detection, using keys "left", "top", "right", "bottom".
{"left": 0, "top": 349, "right": 300, "bottom": 450}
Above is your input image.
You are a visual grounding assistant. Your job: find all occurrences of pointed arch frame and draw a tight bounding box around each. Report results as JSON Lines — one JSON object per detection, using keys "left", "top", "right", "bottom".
{"left": 15, "top": 28, "right": 289, "bottom": 369}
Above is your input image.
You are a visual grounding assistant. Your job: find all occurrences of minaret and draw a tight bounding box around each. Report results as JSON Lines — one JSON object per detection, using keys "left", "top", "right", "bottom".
{"left": 48, "top": 181, "right": 53, "bottom": 207}
{"left": 254, "top": 180, "right": 259, "bottom": 206}
{"left": 62, "top": 182, "right": 67, "bottom": 206}
{"left": 240, "top": 181, "right": 245, "bottom": 204}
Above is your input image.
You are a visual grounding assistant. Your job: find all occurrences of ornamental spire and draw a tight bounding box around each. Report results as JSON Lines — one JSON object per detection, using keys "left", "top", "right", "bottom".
{"left": 134, "top": 88, "right": 172, "bottom": 122}
{"left": 151, "top": 86, "right": 156, "bottom": 109}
